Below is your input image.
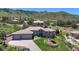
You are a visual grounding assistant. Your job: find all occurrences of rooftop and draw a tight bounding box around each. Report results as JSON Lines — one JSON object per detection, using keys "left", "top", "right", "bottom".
{"left": 33, "top": 20, "right": 44, "bottom": 23}
{"left": 76, "top": 23, "right": 79, "bottom": 25}
{"left": 42, "top": 28, "right": 55, "bottom": 32}
{"left": 27, "top": 26, "right": 55, "bottom": 32}
{"left": 11, "top": 26, "right": 55, "bottom": 35}
{"left": 27, "top": 26, "right": 43, "bottom": 31}
{"left": 12, "top": 29, "right": 33, "bottom": 35}
{"left": 71, "top": 31, "right": 79, "bottom": 34}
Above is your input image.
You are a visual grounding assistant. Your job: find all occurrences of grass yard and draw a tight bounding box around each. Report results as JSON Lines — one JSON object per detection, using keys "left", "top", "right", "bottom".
{"left": 34, "top": 36, "right": 69, "bottom": 51}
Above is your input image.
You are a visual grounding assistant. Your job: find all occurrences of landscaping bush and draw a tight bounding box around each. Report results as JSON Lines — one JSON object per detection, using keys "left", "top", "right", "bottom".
{"left": 56, "top": 28, "right": 60, "bottom": 35}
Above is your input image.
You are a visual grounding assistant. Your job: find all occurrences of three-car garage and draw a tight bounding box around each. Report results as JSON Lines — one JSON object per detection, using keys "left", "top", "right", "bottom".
{"left": 12, "top": 29, "right": 33, "bottom": 40}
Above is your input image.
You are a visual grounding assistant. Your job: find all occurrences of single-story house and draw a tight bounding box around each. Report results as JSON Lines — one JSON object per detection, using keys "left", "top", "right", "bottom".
{"left": 71, "top": 31, "right": 79, "bottom": 39}
{"left": 76, "top": 23, "right": 79, "bottom": 29}
{"left": 5, "top": 26, "right": 56, "bottom": 41}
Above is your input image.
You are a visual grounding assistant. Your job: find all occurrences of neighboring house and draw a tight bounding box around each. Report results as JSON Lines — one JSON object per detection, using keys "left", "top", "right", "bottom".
{"left": 71, "top": 31, "right": 79, "bottom": 39}
{"left": 11, "top": 20, "right": 19, "bottom": 23}
{"left": 33, "top": 20, "right": 44, "bottom": 27}
{"left": 76, "top": 23, "right": 79, "bottom": 29}
{"left": 5, "top": 26, "right": 56, "bottom": 41}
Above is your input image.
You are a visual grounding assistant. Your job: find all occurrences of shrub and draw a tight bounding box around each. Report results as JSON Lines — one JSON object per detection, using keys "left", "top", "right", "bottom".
{"left": 56, "top": 28, "right": 60, "bottom": 35}
{"left": 72, "top": 22, "right": 77, "bottom": 29}
{"left": 27, "top": 18, "right": 34, "bottom": 25}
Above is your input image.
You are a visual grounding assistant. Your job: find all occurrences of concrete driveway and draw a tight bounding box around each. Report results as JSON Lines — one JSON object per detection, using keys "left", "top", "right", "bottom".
{"left": 8, "top": 40, "right": 41, "bottom": 51}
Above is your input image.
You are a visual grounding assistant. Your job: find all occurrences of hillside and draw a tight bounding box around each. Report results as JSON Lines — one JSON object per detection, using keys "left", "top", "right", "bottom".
{"left": 0, "top": 8, "right": 79, "bottom": 22}
{"left": 31, "top": 11, "right": 79, "bottom": 21}
{"left": 0, "top": 8, "right": 38, "bottom": 17}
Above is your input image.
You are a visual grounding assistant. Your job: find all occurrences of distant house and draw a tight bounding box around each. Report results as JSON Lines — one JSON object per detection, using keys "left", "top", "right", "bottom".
{"left": 76, "top": 23, "right": 79, "bottom": 29}
{"left": 5, "top": 26, "right": 56, "bottom": 41}
{"left": 9, "top": 20, "right": 19, "bottom": 24}
{"left": 33, "top": 20, "right": 44, "bottom": 27}
{"left": 71, "top": 31, "right": 79, "bottom": 39}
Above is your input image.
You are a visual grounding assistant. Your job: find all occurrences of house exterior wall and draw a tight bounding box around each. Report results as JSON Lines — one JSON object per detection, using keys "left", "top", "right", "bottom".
{"left": 21, "top": 34, "right": 32, "bottom": 39}
{"left": 13, "top": 34, "right": 33, "bottom": 40}
{"left": 42, "top": 31, "right": 56, "bottom": 37}
{"left": 71, "top": 33, "right": 79, "bottom": 39}
{"left": 31, "top": 30, "right": 40, "bottom": 36}
{"left": 31, "top": 30, "right": 56, "bottom": 37}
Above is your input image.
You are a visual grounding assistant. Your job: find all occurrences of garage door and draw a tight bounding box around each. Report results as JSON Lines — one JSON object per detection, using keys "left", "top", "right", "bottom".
{"left": 13, "top": 35, "right": 21, "bottom": 40}
{"left": 21, "top": 34, "right": 32, "bottom": 39}
{"left": 13, "top": 34, "right": 33, "bottom": 40}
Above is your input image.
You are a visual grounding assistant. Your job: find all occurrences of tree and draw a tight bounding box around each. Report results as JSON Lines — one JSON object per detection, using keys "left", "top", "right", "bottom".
{"left": 44, "top": 20, "right": 50, "bottom": 26}
{"left": 0, "top": 30, "right": 6, "bottom": 40}
{"left": 72, "top": 22, "right": 77, "bottom": 29}
{"left": 13, "top": 24, "right": 21, "bottom": 31}
{"left": 22, "top": 21, "right": 29, "bottom": 29}
{"left": 56, "top": 28, "right": 60, "bottom": 35}
{"left": 27, "top": 18, "right": 34, "bottom": 25}
{"left": 2, "top": 16, "right": 8, "bottom": 22}
{"left": 57, "top": 20, "right": 65, "bottom": 26}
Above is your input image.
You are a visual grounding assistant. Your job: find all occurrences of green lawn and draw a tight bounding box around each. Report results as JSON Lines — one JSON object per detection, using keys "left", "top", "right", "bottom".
{"left": 34, "top": 36, "right": 69, "bottom": 51}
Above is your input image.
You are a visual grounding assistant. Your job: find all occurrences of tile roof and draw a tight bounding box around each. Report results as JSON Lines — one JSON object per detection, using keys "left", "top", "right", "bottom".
{"left": 27, "top": 26, "right": 43, "bottom": 31}
{"left": 11, "top": 26, "right": 55, "bottom": 35}
{"left": 42, "top": 28, "right": 55, "bottom": 32}
{"left": 12, "top": 29, "right": 33, "bottom": 35}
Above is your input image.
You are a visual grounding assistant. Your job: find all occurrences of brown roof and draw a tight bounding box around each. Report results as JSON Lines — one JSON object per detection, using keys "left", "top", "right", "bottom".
{"left": 27, "top": 26, "right": 43, "bottom": 31}
{"left": 12, "top": 29, "right": 33, "bottom": 35}
{"left": 11, "top": 26, "right": 55, "bottom": 35}
{"left": 42, "top": 28, "right": 55, "bottom": 32}
{"left": 27, "top": 26, "right": 55, "bottom": 32}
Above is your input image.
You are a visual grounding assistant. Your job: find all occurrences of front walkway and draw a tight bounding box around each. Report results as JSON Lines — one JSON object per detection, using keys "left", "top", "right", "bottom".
{"left": 8, "top": 40, "right": 41, "bottom": 51}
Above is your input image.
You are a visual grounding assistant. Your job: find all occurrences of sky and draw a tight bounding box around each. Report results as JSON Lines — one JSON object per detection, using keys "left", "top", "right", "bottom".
{"left": 12, "top": 8, "right": 79, "bottom": 15}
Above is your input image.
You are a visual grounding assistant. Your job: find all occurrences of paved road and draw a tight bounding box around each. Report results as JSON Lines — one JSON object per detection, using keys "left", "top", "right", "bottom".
{"left": 8, "top": 40, "right": 41, "bottom": 51}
